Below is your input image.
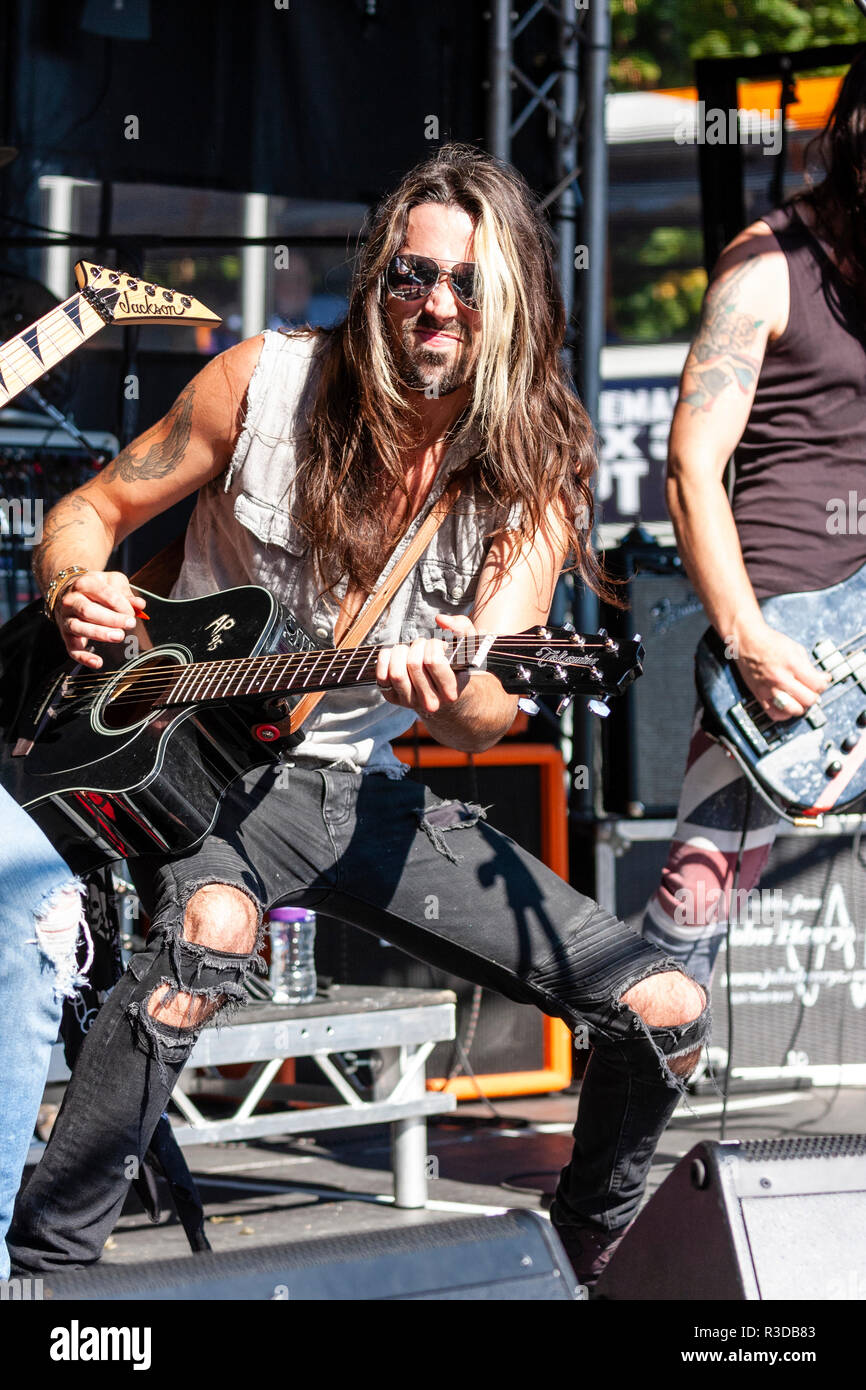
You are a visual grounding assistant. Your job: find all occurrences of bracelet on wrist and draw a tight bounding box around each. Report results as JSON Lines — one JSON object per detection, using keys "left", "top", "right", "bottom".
{"left": 42, "top": 565, "right": 88, "bottom": 620}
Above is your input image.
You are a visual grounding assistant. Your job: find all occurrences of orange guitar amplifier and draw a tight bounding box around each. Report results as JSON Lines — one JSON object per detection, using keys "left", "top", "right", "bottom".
{"left": 314, "top": 742, "right": 573, "bottom": 1099}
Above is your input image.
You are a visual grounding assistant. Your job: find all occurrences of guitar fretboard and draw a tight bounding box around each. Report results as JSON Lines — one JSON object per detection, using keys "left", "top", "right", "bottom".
{"left": 162, "top": 633, "right": 493, "bottom": 707}
{"left": 0, "top": 293, "right": 106, "bottom": 408}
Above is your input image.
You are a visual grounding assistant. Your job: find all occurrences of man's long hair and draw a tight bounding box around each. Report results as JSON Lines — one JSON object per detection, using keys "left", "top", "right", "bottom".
{"left": 795, "top": 47, "right": 866, "bottom": 309}
{"left": 292, "top": 142, "right": 604, "bottom": 598}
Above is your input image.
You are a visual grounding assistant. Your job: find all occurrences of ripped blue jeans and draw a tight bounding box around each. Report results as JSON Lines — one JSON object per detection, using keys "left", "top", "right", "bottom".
{"left": 0, "top": 784, "right": 86, "bottom": 1279}
{"left": 8, "top": 764, "right": 708, "bottom": 1271}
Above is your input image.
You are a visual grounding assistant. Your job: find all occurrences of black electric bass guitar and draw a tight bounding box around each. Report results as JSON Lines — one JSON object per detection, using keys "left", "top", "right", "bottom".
{"left": 0, "top": 587, "right": 643, "bottom": 873}
{"left": 696, "top": 561, "right": 866, "bottom": 822}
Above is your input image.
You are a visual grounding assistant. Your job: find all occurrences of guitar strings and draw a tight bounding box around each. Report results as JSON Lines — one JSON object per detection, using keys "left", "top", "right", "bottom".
{"left": 1, "top": 281, "right": 197, "bottom": 389}
{"left": 0, "top": 300, "right": 93, "bottom": 385}
{"left": 61, "top": 642, "right": 611, "bottom": 707}
{"left": 60, "top": 636, "right": 614, "bottom": 692}
{"left": 740, "top": 629, "right": 866, "bottom": 730}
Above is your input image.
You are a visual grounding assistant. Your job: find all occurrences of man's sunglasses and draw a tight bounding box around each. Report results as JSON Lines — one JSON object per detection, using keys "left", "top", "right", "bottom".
{"left": 385, "top": 253, "right": 480, "bottom": 310}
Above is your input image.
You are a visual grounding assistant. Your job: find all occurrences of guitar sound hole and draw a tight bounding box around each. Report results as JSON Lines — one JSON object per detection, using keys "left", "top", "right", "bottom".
{"left": 102, "top": 655, "right": 180, "bottom": 731}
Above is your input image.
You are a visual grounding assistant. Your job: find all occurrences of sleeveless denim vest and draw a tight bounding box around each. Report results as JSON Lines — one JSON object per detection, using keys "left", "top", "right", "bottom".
{"left": 171, "top": 330, "right": 518, "bottom": 773}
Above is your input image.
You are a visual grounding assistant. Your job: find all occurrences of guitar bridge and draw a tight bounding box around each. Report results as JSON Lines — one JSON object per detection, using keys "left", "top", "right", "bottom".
{"left": 730, "top": 701, "right": 771, "bottom": 755}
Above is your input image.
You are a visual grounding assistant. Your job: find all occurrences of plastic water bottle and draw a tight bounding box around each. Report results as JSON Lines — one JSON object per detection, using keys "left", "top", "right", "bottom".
{"left": 269, "top": 907, "right": 317, "bottom": 1005}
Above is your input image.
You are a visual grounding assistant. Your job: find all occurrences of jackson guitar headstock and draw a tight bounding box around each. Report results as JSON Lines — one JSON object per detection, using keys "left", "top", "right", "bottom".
{"left": 74, "top": 261, "right": 222, "bottom": 327}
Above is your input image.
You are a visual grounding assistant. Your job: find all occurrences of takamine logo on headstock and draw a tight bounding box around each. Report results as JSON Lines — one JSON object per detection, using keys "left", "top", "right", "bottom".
{"left": 535, "top": 644, "right": 594, "bottom": 667}
{"left": 75, "top": 261, "right": 222, "bottom": 328}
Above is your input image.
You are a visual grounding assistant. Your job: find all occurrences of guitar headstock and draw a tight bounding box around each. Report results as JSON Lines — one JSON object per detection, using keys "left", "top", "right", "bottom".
{"left": 489, "top": 625, "right": 644, "bottom": 716}
{"left": 74, "top": 261, "right": 222, "bottom": 327}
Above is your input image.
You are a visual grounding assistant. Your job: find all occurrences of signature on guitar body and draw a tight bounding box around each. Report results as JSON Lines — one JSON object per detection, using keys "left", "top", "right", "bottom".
{"left": 205, "top": 614, "right": 236, "bottom": 650}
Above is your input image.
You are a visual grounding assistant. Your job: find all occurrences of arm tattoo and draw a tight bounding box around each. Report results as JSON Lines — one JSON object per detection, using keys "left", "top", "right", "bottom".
{"left": 682, "top": 260, "right": 765, "bottom": 413}
{"left": 100, "top": 380, "right": 196, "bottom": 483}
{"left": 33, "top": 494, "right": 96, "bottom": 591}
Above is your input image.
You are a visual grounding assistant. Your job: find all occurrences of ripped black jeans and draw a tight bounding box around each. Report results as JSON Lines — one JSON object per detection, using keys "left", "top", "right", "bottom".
{"left": 9, "top": 764, "right": 708, "bottom": 1270}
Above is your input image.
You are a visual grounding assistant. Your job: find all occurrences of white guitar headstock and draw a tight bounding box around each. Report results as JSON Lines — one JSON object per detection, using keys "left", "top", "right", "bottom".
{"left": 74, "top": 261, "right": 221, "bottom": 327}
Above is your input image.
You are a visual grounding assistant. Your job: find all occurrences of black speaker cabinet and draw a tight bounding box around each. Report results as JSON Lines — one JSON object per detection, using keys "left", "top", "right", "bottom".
{"left": 596, "top": 1135, "right": 866, "bottom": 1300}
{"left": 602, "top": 534, "right": 707, "bottom": 816}
{"left": 39, "top": 1211, "right": 582, "bottom": 1302}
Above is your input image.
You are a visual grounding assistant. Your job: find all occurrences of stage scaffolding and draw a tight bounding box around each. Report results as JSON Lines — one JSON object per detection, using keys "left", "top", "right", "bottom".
{"left": 486, "top": 0, "right": 611, "bottom": 820}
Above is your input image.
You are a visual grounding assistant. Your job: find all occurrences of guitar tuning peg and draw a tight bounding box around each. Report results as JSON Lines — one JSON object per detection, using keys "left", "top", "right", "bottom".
{"left": 562, "top": 621, "right": 575, "bottom": 635}
{"left": 556, "top": 695, "right": 573, "bottom": 716}
{"left": 587, "top": 697, "right": 611, "bottom": 719}
{"left": 518, "top": 695, "right": 540, "bottom": 716}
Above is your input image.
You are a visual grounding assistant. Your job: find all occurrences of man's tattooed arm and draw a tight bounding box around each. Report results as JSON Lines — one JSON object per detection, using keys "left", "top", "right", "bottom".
{"left": 681, "top": 259, "right": 766, "bottom": 412}
{"left": 32, "top": 489, "right": 113, "bottom": 594}
{"left": 100, "top": 381, "right": 196, "bottom": 483}
{"left": 33, "top": 381, "right": 200, "bottom": 593}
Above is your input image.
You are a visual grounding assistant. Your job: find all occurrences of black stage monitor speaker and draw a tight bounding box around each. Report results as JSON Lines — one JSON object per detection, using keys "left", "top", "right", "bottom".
{"left": 39, "top": 1211, "right": 582, "bottom": 1302}
{"left": 596, "top": 1135, "right": 866, "bottom": 1301}
{"left": 603, "top": 533, "right": 707, "bottom": 817}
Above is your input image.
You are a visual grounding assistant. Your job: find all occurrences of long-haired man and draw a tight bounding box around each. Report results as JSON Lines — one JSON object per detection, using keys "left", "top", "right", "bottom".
{"left": 9, "top": 144, "right": 706, "bottom": 1285}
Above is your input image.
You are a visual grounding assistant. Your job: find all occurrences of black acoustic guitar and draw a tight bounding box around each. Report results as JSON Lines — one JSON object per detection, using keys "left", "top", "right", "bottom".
{"left": 696, "top": 560, "right": 866, "bottom": 822}
{"left": 0, "top": 587, "right": 643, "bottom": 873}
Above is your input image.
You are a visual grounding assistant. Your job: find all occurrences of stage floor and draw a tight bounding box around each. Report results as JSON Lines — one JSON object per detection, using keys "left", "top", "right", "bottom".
{"left": 27, "top": 1080, "right": 865, "bottom": 1270}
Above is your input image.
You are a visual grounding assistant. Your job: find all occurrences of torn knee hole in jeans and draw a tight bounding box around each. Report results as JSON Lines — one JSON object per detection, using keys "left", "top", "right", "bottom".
{"left": 417, "top": 799, "right": 488, "bottom": 864}
{"left": 128, "top": 977, "right": 247, "bottom": 1088}
{"left": 33, "top": 878, "right": 90, "bottom": 1000}
{"left": 162, "top": 879, "right": 266, "bottom": 971}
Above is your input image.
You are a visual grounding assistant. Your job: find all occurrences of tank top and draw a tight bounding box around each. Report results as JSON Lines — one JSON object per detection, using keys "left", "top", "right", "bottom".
{"left": 170, "top": 330, "right": 520, "bottom": 773}
{"left": 733, "top": 203, "right": 866, "bottom": 599}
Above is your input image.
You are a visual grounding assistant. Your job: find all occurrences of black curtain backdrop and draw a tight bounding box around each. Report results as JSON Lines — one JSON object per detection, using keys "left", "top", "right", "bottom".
{"left": 1, "top": 0, "right": 487, "bottom": 203}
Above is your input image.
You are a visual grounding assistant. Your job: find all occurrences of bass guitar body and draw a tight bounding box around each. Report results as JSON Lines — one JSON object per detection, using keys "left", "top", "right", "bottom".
{"left": 696, "top": 561, "right": 866, "bottom": 820}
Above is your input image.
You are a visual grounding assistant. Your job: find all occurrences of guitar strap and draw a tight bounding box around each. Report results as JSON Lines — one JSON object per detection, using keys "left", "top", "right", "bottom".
{"left": 269, "top": 473, "right": 465, "bottom": 741}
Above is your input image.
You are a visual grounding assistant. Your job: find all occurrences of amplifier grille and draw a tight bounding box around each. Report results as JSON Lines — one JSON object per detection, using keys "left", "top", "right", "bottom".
{"left": 739, "top": 1134, "right": 866, "bottom": 1161}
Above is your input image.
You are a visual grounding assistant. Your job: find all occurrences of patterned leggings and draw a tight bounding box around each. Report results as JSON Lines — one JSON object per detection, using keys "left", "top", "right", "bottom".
{"left": 641, "top": 713, "right": 783, "bottom": 988}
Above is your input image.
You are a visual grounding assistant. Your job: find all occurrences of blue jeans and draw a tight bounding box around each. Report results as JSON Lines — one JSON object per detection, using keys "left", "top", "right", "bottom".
{"left": 0, "top": 784, "right": 85, "bottom": 1279}
{"left": 9, "top": 765, "right": 708, "bottom": 1270}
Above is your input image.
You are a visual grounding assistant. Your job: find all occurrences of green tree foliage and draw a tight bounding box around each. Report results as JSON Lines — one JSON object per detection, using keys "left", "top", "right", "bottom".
{"left": 610, "top": 0, "right": 866, "bottom": 91}
{"left": 607, "top": 2, "right": 866, "bottom": 341}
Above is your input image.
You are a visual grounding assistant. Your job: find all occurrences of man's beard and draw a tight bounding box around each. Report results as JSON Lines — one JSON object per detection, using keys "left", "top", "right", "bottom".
{"left": 393, "top": 312, "right": 475, "bottom": 397}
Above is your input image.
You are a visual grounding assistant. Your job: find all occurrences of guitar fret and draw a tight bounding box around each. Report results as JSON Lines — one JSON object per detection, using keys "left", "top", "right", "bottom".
{"left": 209, "top": 659, "right": 234, "bottom": 700}
{"left": 167, "top": 664, "right": 197, "bottom": 705}
{"left": 355, "top": 648, "right": 376, "bottom": 682}
{"left": 197, "top": 661, "right": 225, "bottom": 702}
{"left": 244, "top": 655, "right": 268, "bottom": 695}
{"left": 62, "top": 298, "right": 85, "bottom": 336}
{"left": 300, "top": 651, "right": 326, "bottom": 688}
{"left": 337, "top": 649, "right": 357, "bottom": 684}
{"left": 252, "top": 653, "right": 284, "bottom": 695}
{"left": 223, "top": 658, "right": 246, "bottom": 698}
{"left": 317, "top": 649, "right": 342, "bottom": 688}
{"left": 280, "top": 654, "right": 303, "bottom": 689}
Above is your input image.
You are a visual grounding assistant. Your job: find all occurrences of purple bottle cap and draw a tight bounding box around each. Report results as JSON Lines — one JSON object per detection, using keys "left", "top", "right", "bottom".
{"left": 270, "top": 907, "right": 313, "bottom": 922}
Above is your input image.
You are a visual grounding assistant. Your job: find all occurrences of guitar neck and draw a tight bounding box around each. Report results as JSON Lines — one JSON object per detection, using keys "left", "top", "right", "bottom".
{"left": 0, "top": 292, "right": 106, "bottom": 409}
{"left": 162, "top": 635, "right": 491, "bottom": 707}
